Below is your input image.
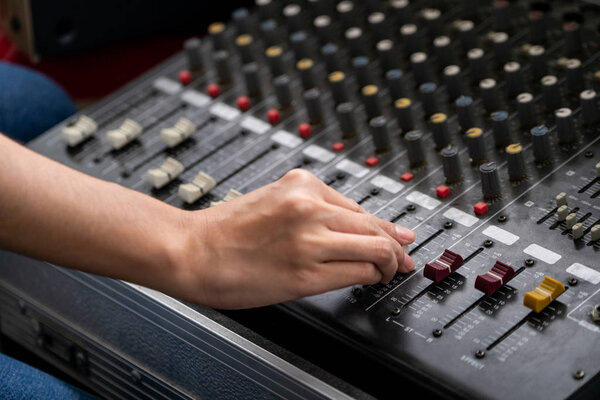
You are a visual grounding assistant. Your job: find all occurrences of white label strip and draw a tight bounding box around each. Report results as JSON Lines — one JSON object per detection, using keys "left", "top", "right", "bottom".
{"left": 443, "top": 207, "right": 479, "bottom": 227}
{"left": 336, "top": 159, "right": 369, "bottom": 178}
{"left": 566, "top": 263, "right": 600, "bottom": 284}
{"left": 271, "top": 130, "right": 303, "bottom": 148}
{"left": 482, "top": 225, "right": 520, "bottom": 245}
{"left": 240, "top": 116, "right": 270, "bottom": 135}
{"left": 210, "top": 103, "right": 241, "bottom": 121}
{"left": 370, "top": 175, "right": 404, "bottom": 194}
{"left": 302, "top": 145, "right": 335, "bottom": 163}
{"left": 153, "top": 77, "right": 182, "bottom": 95}
{"left": 523, "top": 244, "right": 561, "bottom": 265}
{"left": 181, "top": 90, "right": 210, "bottom": 108}
{"left": 406, "top": 191, "right": 441, "bottom": 210}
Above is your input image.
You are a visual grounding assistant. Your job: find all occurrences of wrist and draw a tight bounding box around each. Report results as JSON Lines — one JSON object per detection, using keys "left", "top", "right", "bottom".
{"left": 158, "top": 207, "right": 210, "bottom": 303}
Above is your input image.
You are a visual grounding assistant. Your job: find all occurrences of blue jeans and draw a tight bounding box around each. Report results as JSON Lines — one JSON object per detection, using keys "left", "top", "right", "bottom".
{"left": 0, "top": 63, "right": 97, "bottom": 398}
{"left": 0, "top": 352, "right": 98, "bottom": 399}
{"left": 0, "top": 61, "right": 76, "bottom": 142}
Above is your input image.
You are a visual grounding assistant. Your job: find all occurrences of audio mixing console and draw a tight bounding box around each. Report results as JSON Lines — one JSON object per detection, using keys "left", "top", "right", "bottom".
{"left": 14, "top": 0, "right": 600, "bottom": 398}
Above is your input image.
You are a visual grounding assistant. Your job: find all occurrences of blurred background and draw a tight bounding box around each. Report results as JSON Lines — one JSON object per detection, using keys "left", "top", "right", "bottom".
{"left": 0, "top": 0, "right": 251, "bottom": 103}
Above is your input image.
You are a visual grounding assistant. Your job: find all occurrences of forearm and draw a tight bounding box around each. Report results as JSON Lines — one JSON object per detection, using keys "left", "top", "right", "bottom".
{"left": 0, "top": 134, "right": 190, "bottom": 293}
{"left": 0, "top": 134, "right": 415, "bottom": 309}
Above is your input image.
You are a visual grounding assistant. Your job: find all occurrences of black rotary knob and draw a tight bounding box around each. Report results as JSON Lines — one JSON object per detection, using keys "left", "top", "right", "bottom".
{"left": 480, "top": 162, "right": 501, "bottom": 199}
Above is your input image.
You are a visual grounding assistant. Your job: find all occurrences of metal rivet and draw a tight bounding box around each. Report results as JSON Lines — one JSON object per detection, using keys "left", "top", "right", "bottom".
{"left": 391, "top": 307, "right": 401, "bottom": 316}
{"left": 130, "top": 369, "right": 142, "bottom": 384}
{"left": 568, "top": 277, "right": 578, "bottom": 286}
{"left": 497, "top": 215, "right": 507, "bottom": 222}
{"left": 525, "top": 259, "right": 535, "bottom": 267}
{"left": 584, "top": 151, "right": 594, "bottom": 158}
{"left": 484, "top": 239, "right": 493, "bottom": 247}
{"left": 475, "top": 350, "right": 485, "bottom": 358}
{"left": 444, "top": 221, "right": 453, "bottom": 229}
{"left": 573, "top": 370, "right": 585, "bottom": 380}
{"left": 371, "top": 188, "right": 381, "bottom": 195}
{"left": 406, "top": 204, "right": 416, "bottom": 211}
{"left": 336, "top": 172, "right": 346, "bottom": 180}
{"left": 17, "top": 299, "right": 26, "bottom": 314}
{"left": 433, "top": 329, "right": 443, "bottom": 337}
{"left": 75, "top": 351, "right": 87, "bottom": 367}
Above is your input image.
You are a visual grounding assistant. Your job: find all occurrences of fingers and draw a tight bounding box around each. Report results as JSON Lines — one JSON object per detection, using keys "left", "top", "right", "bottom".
{"left": 317, "top": 233, "right": 406, "bottom": 281}
{"left": 306, "top": 261, "right": 383, "bottom": 294}
{"left": 324, "top": 208, "right": 416, "bottom": 245}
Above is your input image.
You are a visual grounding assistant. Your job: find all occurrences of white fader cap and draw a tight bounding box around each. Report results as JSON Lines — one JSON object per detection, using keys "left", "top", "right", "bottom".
{"left": 62, "top": 115, "right": 98, "bottom": 146}
{"left": 146, "top": 157, "right": 184, "bottom": 189}
{"left": 106, "top": 119, "right": 143, "bottom": 150}
{"left": 160, "top": 117, "right": 196, "bottom": 148}
{"left": 178, "top": 172, "right": 217, "bottom": 203}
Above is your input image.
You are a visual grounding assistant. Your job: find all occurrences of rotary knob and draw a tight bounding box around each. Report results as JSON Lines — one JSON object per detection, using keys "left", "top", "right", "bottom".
{"left": 480, "top": 162, "right": 501, "bottom": 199}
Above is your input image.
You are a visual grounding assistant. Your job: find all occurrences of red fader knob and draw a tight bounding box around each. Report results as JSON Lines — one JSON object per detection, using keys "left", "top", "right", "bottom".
{"left": 424, "top": 249, "right": 464, "bottom": 283}
{"left": 475, "top": 261, "right": 516, "bottom": 295}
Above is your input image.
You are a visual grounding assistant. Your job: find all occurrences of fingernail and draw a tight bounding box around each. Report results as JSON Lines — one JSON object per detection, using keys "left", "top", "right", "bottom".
{"left": 395, "top": 225, "right": 416, "bottom": 242}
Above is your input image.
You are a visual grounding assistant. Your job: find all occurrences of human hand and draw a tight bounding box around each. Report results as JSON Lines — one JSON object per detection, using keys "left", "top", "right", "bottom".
{"left": 175, "top": 169, "right": 416, "bottom": 309}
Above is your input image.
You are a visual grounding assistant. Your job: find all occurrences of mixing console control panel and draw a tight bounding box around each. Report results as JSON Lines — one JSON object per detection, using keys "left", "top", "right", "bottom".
{"left": 28, "top": 1, "right": 600, "bottom": 398}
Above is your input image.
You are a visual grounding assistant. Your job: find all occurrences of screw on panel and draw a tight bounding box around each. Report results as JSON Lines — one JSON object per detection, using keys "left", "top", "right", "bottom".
{"left": 497, "top": 215, "right": 507, "bottom": 222}
{"left": 406, "top": 204, "right": 416, "bottom": 211}
{"left": 130, "top": 369, "right": 142, "bottom": 384}
{"left": 433, "top": 329, "right": 442, "bottom": 337}
{"left": 475, "top": 350, "right": 485, "bottom": 358}
{"left": 525, "top": 259, "right": 535, "bottom": 267}
{"left": 584, "top": 151, "right": 593, "bottom": 158}
{"left": 352, "top": 287, "right": 362, "bottom": 297}
{"left": 444, "top": 221, "right": 453, "bottom": 229}
{"left": 568, "top": 277, "right": 578, "bottom": 286}
{"left": 371, "top": 188, "right": 381, "bottom": 195}
{"left": 75, "top": 350, "right": 89, "bottom": 374}
{"left": 484, "top": 239, "right": 493, "bottom": 248}
{"left": 573, "top": 370, "right": 585, "bottom": 380}
{"left": 336, "top": 172, "right": 346, "bottom": 180}
{"left": 391, "top": 308, "right": 401, "bottom": 316}
{"left": 17, "top": 299, "right": 26, "bottom": 315}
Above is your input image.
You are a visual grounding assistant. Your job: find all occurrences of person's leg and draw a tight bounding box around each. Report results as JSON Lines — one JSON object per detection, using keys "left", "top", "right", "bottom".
{"left": 0, "top": 352, "right": 98, "bottom": 399}
{"left": 0, "top": 61, "right": 76, "bottom": 142}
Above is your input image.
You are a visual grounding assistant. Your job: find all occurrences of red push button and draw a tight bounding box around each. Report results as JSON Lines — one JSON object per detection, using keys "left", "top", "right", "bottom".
{"left": 400, "top": 172, "right": 414, "bottom": 182}
{"left": 298, "top": 123, "right": 312, "bottom": 138}
{"left": 207, "top": 83, "right": 221, "bottom": 98}
{"left": 365, "top": 156, "right": 379, "bottom": 167}
{"left": 474, "top": 201, "right": 488, "bottom": 215}
{"left": 267, "top": 109, "right": 281, "bottom": 124}
{"left": 178, "top": 70, "right": 192, "bottom": 85}
{"left": 436, "top": 185, "right": 450, "bottom": 198}
{"left": 332, "top": 142, "right": 345, "bottom": 152}
{"left": 236, "top": 96, "right": 251, "bottom": 111}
